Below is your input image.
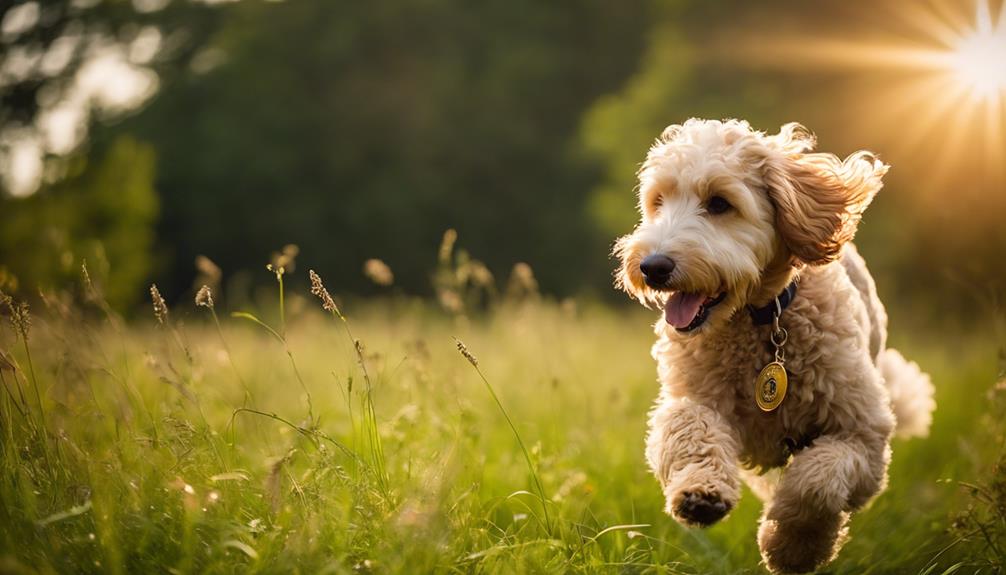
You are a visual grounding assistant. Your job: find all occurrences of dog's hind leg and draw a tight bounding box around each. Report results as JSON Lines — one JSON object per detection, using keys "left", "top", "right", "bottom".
{"left": 756, "top": 431, "right": 891, "bottom": 574}
{"left": 843, "top": 244, "right": 935, "bottom": 438}
{"left": 841, "top": 243, "right": 887, "bottom": 361}
{"left": 645, "top": 395, "right": 741, "bottom": 528}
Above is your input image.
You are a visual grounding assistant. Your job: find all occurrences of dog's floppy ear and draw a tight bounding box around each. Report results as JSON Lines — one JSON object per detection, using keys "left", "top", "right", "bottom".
{"left": 761, "top": 123, "right": 888, "bottom": 265}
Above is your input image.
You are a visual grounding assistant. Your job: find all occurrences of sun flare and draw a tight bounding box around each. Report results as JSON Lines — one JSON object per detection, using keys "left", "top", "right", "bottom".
{"left": 948, "top": 0, "right": 1006, "bottom": 100}
{"left": 735, "top": 0, "right": 1006, "bottom": 182}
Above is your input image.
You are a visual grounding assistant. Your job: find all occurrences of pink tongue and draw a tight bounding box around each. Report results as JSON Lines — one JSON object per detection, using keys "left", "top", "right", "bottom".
{"left": 664, "top": 292, "right": 706, "bottom": 329}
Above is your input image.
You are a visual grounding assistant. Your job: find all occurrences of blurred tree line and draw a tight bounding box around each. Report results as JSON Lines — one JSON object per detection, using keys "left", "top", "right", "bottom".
{"left": 1, "top": 0, "right": 1002, "bottom": 319}
{"left": 2, "top": 0, "right": 648, "bottom": 307}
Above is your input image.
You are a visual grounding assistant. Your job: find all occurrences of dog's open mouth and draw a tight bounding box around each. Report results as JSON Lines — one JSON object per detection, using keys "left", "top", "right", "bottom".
{"left": 664, "top": 291, "right": 727, "bottom": 332}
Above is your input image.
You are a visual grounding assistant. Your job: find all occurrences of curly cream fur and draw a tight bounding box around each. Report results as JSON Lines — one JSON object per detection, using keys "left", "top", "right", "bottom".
{"left": 616, "top": 119, "right": 935, "bottom": 573}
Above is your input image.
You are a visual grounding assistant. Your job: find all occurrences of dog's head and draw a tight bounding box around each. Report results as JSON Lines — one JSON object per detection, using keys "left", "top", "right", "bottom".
{"left": 614, "top": 119, "right": 887, "bottom": 334}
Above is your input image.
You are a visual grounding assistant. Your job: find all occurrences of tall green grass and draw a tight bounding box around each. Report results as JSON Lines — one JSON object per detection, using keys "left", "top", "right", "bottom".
{"left": 0, "top": 263, "right": 1002, "bottom": 574}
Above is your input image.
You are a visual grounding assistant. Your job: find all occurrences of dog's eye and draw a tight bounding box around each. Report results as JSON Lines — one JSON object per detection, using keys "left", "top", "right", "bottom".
{"left": 706, "top": 195, "right": 732, "bottom": 215}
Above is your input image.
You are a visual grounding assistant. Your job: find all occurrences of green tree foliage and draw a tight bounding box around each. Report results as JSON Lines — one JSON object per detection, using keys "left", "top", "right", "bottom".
{"left": 3, "top": 0, "right": 1002, "bottom": 314}
{"left": 580, "top": 1, "right": 801, "bottom": 240}
{"left": 0, "top": 136, "right": 159, "bottom": 308}
{"left": 581, "top": 22, "right": 694, "bottom": 238}
{"left": 120, "top": 0, "right": 649, "bottom": 298}
{"left": 0, "top": 0, "right": 221, "bottom": 180}
{"left": 0, "top": 0, "right": 221, "bottom": 308}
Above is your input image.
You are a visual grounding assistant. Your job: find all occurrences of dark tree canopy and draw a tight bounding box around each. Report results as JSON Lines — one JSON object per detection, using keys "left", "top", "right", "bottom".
{"left": 1, "top": 0, "right": 1003, "bottom": 318}
{"left": 122, "top": 0, "right": 650, "bottom": 300}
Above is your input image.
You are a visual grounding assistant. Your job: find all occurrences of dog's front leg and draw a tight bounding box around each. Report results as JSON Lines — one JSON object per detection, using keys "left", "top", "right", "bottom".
{"left": 645, "top": 395, "right": 740, "bottom": 527}
{"left": 757, "top": 430, "right": 891, "bottom": 574}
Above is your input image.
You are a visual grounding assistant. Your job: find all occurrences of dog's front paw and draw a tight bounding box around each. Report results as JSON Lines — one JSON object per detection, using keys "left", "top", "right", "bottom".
{"left": 668, "top": 489, "right": 733, "bottom": 527}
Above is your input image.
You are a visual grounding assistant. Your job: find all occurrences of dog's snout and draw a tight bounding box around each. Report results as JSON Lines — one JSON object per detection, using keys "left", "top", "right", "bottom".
{"left": 640, "top": 254, "right": 676, "bottom": 287}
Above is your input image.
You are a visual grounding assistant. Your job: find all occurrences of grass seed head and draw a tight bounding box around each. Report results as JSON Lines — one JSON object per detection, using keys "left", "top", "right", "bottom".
{"left": 507, "top": 262, "right": 540, "bottom": 300}
{"left": 363, "top": 259, "right": 394, "bottom": 286}
{"left": 195, "top": 255, "right": 222, "bottom": 284}
{"left": 195, "top": 285, "right": 214, "bottom": 309}
{"left": 468, "top": 261, "right": 494, "bottom": 289}
{"left": 454, "top": 338, "right": 478, "bottom": 367}
{"left": 81, "top": 261, "right": 93, "bottom": 292}
{"left": 438, "top": 229, "right": 458, "bottom": 265}
{"left": 266, "top": 263, "right": 285, "bottom": 279}
{"left": 2, "top": 291, "right": 30, "bottom": 340}
{"left": 309, "top": 270, "right": 340, "bottom": 316}
{"left": 150, "top": 284, "right": 169, "bottom": 325}
{"left": 10, "top": 301, "right": 30, "bottom": 340}
{"left": 269, "top": 244, "right": 299, "bottom": 274}
{"left": 438, "top": 290, "right": 463, "bottom": 314}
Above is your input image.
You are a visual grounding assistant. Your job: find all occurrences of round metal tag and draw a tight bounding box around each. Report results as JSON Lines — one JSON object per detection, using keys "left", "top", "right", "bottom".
{"left": 755, "top": 362, "right": 788, "bottom": 412}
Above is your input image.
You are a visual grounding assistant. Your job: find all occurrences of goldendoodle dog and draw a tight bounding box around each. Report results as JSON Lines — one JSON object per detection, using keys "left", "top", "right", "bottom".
{"left": 614, "top": 119, "right": 936, "bottom": 574}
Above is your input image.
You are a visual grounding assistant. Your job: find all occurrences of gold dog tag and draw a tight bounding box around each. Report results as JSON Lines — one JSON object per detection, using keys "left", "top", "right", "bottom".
{"left": 755, "top": 362, "right": 788, "bottom": 412}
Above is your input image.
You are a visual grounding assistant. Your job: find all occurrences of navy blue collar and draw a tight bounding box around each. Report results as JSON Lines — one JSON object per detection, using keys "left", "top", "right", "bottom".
{"left": 747, "top": 281, "right": 798, "bottom": 326}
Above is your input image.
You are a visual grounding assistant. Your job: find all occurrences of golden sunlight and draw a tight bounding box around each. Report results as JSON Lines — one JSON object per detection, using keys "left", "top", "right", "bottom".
{"left": 734, "top": 0, "right": 1006, "bottom": 182}
{"left": 948, "top": 0, "right": 1006, "bottom": 100}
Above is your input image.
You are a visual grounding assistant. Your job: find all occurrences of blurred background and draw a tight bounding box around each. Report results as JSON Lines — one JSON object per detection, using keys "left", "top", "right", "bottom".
{"left": 1, "top": 0, "right": 1003, "bottom": 320}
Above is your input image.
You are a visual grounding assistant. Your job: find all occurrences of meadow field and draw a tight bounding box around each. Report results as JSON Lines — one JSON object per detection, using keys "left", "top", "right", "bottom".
{"left": 0, "top": 256, "right": 1003, "bottom": 575}
{"left": 3, "top": 0, "right": 1006, "bottom": 573}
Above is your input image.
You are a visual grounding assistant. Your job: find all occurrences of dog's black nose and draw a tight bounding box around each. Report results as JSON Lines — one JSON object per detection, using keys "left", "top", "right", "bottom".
{"left": 640, "top": 254, "right": 676, "bottom": 287}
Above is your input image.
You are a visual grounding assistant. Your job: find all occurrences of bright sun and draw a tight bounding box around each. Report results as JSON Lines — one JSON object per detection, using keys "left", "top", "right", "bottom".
{"left": 948, "top": 0, "right": 1006, "bottom": 100}
{"left": 736, "top": 0, "right": 1006, "bottom": 181}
